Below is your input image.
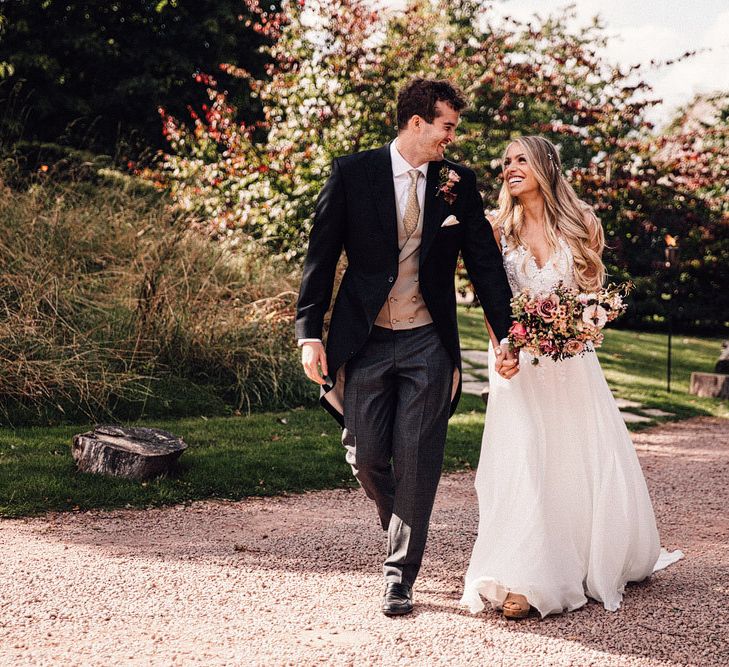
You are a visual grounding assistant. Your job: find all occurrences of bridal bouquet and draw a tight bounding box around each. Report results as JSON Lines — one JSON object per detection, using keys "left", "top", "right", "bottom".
{"left": 507, "top": 282, "right": 631, "bottom": 363}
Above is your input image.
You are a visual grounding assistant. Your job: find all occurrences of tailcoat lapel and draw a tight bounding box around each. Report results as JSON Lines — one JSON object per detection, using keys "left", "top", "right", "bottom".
{"left": 419, "top": 160, "right": 445, "bottom": 267}
{"left": 366, "top": 144, "right": 399, "bottom": 250}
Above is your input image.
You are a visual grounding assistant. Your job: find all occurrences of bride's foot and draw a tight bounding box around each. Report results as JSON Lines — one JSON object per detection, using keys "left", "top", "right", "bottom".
{"left": 502, "top": 593, "right": 530, "bottom": 620}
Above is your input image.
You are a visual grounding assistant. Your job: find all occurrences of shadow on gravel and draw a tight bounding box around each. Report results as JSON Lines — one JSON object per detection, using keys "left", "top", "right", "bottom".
{"left": 461, "top": 419, "right": 729, "bottom": 667}
{"left": 503, "top": 560, "right": 729, "bottom": 667}
{"left": 29, "top": 418, "right": 729, "bottom": 666}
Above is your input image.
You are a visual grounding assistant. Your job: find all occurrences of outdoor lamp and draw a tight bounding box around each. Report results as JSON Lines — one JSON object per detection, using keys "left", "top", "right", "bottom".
{"left": 663, "top": 234, "right": 679, "bottom": 393}
{"left": 664, "top": 234, "right": 679, "bottom": 269}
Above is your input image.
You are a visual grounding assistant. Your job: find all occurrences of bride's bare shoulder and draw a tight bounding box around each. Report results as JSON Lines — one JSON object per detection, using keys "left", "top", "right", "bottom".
{"left": 485, "top": 210, "right": 501, "bottom": 245}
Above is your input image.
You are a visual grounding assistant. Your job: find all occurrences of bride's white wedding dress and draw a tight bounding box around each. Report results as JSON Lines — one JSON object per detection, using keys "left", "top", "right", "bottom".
{"left": 461, "top": 232, "right": 683, "bottom": 618}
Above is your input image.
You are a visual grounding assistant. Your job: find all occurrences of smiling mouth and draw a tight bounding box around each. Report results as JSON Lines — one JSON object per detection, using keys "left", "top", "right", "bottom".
{"left": 508, "top": 177, "right": 524, "bottom": 186}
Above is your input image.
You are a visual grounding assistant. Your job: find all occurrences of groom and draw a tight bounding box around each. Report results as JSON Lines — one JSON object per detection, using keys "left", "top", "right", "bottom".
{"left": 296, "top": 78, "right": 517, "bottom": 616}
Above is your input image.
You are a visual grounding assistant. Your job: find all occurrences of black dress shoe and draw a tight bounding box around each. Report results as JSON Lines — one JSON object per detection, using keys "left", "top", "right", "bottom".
{"left": 382, "top": 582, "right": 413, "bottom": 616}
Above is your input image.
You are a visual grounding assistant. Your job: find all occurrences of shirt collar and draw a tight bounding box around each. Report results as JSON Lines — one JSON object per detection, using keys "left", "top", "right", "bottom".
{"left": 390, "top": 139, "right": 429, "bottom": 179}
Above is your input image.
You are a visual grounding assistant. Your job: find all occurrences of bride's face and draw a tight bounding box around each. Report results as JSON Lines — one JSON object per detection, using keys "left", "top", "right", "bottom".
{"left": 503, "top": 143, "right": 540, "bottom": 198}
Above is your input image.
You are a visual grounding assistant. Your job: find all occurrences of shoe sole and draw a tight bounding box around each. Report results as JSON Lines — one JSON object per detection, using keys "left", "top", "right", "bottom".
{"left": 382, "top": 606, "right": 413, "bottom": 617}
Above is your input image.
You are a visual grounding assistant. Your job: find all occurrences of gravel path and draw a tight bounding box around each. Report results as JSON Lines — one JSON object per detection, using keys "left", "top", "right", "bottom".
{"left": 1, "top": 417, "right": 727, "bottom": 666}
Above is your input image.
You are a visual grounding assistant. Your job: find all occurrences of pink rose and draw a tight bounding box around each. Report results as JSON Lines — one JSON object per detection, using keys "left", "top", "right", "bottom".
{"left": 509, "top": 321, "right": 527, "bottom": 342}
{"left": 564, "top": 339, "right": 585, "bottom": 356}
{"left": 539, "top": 339, "right": 556, "bottom": 355}
{"left": 447, "top": 169, "right": 461, "bottom": 183}
{"left": 535, "top": 294, "right": 560, "bottom": 323}
{"left": 524, "top": 300, "right": 539, "bottom": 315}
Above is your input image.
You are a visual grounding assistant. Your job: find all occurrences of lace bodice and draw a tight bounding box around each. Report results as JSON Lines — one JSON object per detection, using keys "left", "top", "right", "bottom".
{"left": 499, "top": 230, "right": 577, "bottom": 295}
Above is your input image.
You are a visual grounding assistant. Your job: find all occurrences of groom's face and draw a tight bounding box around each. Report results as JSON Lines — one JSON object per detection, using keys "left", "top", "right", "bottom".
{"left": 416, "top": 101, "right": 460, "bottom": 161}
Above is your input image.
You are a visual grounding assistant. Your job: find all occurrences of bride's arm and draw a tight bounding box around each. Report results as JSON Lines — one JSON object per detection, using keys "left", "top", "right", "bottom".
{"left": 483, "top": 211, "right": 503, "bottom": 350}
{"left": 483, "top": 314, "right": 500, "bottom": 350}
{"left": 487, "top": 210, "right": 501, "bottom": 248}
{"left": 482, "top": 211, "right": 519, "bottom": 378}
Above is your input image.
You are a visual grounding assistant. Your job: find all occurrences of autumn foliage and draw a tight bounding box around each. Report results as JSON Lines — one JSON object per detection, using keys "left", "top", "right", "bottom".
{"left": 155, "top": 0, "right": 728, "bottom": 332}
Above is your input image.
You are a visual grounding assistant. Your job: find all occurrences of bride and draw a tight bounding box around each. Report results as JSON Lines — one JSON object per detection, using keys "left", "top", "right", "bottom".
{"left": 461, "top": 135, "right": 682, "bottom": 619}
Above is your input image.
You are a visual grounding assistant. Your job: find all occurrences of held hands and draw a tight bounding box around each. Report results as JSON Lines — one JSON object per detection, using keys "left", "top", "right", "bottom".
{"left": 301, "top": 341, "right": 329, "bottom": 385}
{"left": 303, "top": 339, "right": 516, "bottom": 384}
{"left": 494, "top": 341, "right": 519, "bottom": 380}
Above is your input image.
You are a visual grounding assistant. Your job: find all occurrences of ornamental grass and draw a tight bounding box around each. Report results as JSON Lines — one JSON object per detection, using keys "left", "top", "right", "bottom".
{"left": 0, "top": 165, "right": 311, "bottom": 426}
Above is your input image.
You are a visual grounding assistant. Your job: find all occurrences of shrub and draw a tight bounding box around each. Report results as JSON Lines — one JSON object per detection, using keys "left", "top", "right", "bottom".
{"left": 0, "top": 164, "right": 312, "bottom": 425}
{"left": 154, "top": 0, "right": 727, "bottom": 333}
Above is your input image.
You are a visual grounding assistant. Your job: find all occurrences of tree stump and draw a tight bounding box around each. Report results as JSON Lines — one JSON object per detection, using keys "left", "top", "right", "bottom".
{"left": 72, "top": 425, "right": 187, "bottom": 480}
{"left": 689, "top": 372, "right": 729, "bottom": 400}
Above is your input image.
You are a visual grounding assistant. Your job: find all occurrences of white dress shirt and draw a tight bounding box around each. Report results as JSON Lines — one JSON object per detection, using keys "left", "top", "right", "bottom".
{"left": 390, "top": 139, "right": 429, "bottom": 225}
{"left": 298, "top": 140, "right": 430, "bottom": 346}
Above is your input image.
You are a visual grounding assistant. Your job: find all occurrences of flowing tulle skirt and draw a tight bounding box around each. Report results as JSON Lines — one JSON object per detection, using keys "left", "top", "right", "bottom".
{"left": 461, "top": 345, "right": 683, "bottom": 618}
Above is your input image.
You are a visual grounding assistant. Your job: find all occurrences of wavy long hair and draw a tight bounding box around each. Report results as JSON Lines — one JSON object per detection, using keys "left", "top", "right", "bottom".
{"left": 494, "top": 136, "right": 605, "bottom": 291}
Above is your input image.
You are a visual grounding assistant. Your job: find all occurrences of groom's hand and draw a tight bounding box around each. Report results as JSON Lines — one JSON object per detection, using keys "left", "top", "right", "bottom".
{"left": 301, "top": 341, "right": 329, "bottom": 385}
{"left": 495, "top": 342, "right": 519, "bottom": 380}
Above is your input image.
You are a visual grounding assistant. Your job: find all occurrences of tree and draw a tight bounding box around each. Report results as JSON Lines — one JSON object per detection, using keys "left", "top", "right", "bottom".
{"left": 156, "top": 0, "right": 395, "bottom": 256}
{"left": 0, "top": 0, "right": 275, "bottom": 158}
{"left": 644, "top": 95, "right": 729, "bottom": 330}
{"left": 656, "top": 93, "right": 729, "bottom": 216}
{"left": 155, "top": 0, "right": 727, "bottom": 331}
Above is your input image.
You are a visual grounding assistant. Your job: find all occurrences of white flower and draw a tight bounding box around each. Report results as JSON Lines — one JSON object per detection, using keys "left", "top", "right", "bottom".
{"left": 582, "top": 304, "right": 608, "bottom": 328}
{"left": 609, "top": 294, "right": 623, "bottom": 309}
{"left": 577, "top": 293, "right": 590, "bottom": 305}
{"left": 447, "top": 169, "right": 461, "bottom": 183}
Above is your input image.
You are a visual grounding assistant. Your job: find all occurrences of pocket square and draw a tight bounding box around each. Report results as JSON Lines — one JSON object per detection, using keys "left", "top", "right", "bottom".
{"left": 441, "top": 215, "right": 460, "bottom": 227}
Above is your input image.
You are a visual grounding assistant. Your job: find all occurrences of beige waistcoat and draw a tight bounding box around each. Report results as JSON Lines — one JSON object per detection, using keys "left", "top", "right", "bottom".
{"left": 374, "top": 206, "right": 433, "bottom": 329}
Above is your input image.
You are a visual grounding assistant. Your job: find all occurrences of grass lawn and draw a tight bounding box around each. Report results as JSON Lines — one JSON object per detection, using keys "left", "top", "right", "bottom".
{"left": 457, "top": 304, "right": 728, "bottom": 423}
{"left": 1, "top": 307, "right": 726, "bottom": 518}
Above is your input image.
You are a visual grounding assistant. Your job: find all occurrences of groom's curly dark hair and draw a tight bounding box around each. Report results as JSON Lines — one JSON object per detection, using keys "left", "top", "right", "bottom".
{"left": 396, "top": 78, "right": 468, "bottom": 130}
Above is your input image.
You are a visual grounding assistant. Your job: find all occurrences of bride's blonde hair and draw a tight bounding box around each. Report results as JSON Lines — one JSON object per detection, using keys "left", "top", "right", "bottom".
{"left": 494, "top": 136, "right": 605, "bottom": 291}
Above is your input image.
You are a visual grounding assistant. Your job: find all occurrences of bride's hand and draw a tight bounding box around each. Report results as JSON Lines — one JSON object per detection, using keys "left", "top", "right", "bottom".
{"left": 495, "top": 342, "right": 519, "bottom": 379}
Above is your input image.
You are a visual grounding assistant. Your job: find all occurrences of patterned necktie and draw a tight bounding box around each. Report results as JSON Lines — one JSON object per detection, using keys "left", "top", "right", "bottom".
{"left": 402, "top": 169, "right": 421, "bottom": 239}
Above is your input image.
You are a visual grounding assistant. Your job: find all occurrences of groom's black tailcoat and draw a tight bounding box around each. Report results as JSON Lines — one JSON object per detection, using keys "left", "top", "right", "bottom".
{"left": 295, "top": 143, "right": 513, "bottom": 425}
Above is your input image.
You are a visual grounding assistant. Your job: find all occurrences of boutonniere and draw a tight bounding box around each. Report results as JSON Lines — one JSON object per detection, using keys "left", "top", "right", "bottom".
{"left": 436, "top": 166, "right": 460, "bottom": 205}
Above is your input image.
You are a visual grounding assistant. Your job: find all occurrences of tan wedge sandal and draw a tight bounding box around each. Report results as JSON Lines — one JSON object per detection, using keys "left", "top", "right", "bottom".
{"left": 502, "top": 593, "right": 531, "bottom": 620}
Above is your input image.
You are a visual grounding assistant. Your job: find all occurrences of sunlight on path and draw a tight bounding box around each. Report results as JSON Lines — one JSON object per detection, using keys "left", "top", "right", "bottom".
{"left": 0, "top": 418, "right": 726, "bottom": 666}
